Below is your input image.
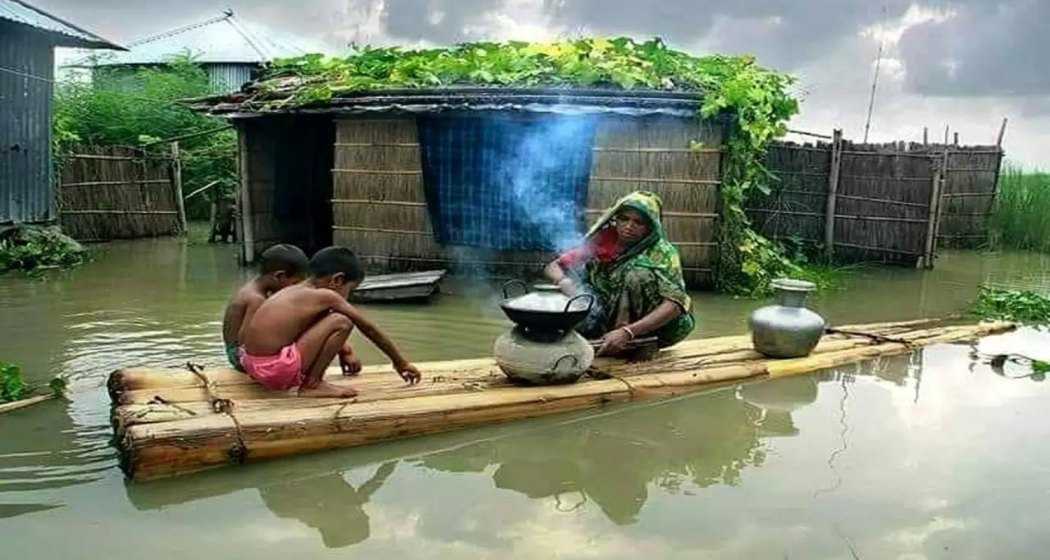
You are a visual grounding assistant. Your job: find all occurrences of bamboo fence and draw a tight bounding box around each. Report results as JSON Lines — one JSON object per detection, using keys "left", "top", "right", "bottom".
{"left": 59, "top": 144, "right": 185, "bottom": 241}
{"left": 108, "top": 319, "right": 1013, "bottom": 481}
{"left": 750, "top": 133, "right": 1003, "bottom": 265}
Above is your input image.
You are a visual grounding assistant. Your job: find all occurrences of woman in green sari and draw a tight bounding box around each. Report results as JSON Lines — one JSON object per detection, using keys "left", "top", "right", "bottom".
{"left": 544, "top": 191, "right": 695, "bottom": 356}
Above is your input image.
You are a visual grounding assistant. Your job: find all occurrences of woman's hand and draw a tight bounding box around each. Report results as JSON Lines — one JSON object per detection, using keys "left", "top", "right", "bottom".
{"left": 556, "top": 277, "right": 577, "bottom": 296}
{"left": 597, "top": 328, "right": 632, "bottom": 357}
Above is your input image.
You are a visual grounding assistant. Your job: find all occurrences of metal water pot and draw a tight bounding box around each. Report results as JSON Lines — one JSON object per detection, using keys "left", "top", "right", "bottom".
{"left": 749, "top": 278, "right": 826, "bottom": 358}
{"left": 493, "top": 327, "right": 595, "bottom": 385}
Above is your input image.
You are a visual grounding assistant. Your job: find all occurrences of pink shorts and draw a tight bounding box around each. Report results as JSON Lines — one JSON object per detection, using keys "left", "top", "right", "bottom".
{"left": 239, "top": 344, "right": 303, "bottom": 391}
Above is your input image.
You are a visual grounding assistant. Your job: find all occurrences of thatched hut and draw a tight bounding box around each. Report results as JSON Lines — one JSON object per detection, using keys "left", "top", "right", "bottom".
{"left": 200, "top": 87, "right": 728, "bottom": 288}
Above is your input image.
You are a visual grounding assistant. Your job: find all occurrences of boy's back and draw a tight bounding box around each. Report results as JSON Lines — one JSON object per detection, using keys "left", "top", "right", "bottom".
{"left": 241, "top": 283, "right": 340, "bottom": 356}
{"left": 221, "top": 244, "right": 308, "bottom": 370}
{"left": 222, "top": 284, "right": 266, "bottom": 348}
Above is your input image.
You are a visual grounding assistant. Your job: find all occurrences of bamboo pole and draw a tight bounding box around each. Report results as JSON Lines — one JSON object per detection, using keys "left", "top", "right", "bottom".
{"left": 922, "top": 165, "right": 943, "bottom": 268}
{"left": 0, "top": 394, "right": 54, "bottom": 415}
{"left": 824, "top": 129, "right": 843, "bottom": 260}
{"left": 237, "top": 126, "right": 255, "bottom": 264}
{"left": 171, "top": 142, "right": 187, "bottom": 235}
{"left": 111, "top": 321, "right": 1014, "bottom": 481}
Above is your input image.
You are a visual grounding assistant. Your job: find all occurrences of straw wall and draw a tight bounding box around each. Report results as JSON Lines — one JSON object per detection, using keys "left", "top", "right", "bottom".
{"left": 586, "top": 115, "right": 723, "bottom": 287}
{"left": 59, "top": 145, "right": 183, "bottom": 241}
{"left": 331, "top": 114, "right": 723, "bottom": 287}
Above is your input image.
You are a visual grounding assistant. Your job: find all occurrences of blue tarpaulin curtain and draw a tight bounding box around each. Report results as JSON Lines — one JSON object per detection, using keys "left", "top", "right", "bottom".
{"left": 418, "top": 113, "right": 597, "bottom": 251}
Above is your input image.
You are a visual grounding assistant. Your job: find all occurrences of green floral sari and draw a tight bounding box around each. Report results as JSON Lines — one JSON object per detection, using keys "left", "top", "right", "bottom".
{"left": 571, "top": 191, "right": 695, "bottom": 346}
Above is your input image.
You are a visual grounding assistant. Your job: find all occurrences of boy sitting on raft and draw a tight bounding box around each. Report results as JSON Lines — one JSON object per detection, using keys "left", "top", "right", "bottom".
{"left": 239, "top": 246, "right": 422, "bottom": 398}
{"left": 222, "top": 244, "right": 309, "bottom": 371}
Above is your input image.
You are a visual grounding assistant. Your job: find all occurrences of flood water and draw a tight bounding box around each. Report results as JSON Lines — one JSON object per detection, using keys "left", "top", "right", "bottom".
{"left": 2, "top": 238, "right": 1050, "bottom": 558}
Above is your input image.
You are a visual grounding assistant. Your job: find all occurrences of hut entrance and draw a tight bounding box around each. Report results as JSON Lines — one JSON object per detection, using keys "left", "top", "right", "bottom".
{"left": 416, "top": 112, "right": 597, "bottom": 251}
{"left": 237, "top": 116, "right": 334, "bottom": 261}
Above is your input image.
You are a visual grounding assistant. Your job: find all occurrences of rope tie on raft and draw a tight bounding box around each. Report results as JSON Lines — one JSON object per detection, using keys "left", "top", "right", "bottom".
{"left": 824, "top": 328, "right": 915, "bottom": 348}
{"left": 185, "top": 362, "right": 249, "bottom": 464}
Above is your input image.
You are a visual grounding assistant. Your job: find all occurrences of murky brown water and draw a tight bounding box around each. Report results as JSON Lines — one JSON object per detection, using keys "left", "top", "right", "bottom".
{"left": 2, "top": 238, "right": 1050, "bottom": 558}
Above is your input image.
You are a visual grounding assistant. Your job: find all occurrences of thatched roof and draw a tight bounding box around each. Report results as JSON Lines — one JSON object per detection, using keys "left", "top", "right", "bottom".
{"left": 189, "top": 85, "right": 708, "bottom": 119}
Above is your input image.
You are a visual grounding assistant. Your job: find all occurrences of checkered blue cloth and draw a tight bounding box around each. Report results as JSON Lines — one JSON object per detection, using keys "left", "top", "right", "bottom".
{"left": 418, "top": 114, "right": 596, "bottom": 251}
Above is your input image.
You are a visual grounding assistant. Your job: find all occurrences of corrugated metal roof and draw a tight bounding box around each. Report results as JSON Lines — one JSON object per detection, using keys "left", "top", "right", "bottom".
{"left": 70, "top": 11, "right": 307, "bottom": 67}
{"left": 0, "top": 0, "right": 123, "bottom": 49}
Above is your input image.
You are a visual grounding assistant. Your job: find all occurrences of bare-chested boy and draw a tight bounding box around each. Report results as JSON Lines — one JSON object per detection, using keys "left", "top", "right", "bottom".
{"left": 239, "top": 246, "right": 422, "bottom": 398}
{"left": 222, "top": 244, "right": 309, "bottom": 371}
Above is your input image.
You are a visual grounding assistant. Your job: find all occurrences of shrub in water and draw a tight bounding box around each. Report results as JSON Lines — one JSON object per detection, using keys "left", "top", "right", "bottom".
{"left": 0, "top": 226, "right": 87, "bottom": 272}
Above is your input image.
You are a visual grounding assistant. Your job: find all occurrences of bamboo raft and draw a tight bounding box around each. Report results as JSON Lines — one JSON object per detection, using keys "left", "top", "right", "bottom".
{"left": 108, "top": 319, "right": 1014, "bottom": 481}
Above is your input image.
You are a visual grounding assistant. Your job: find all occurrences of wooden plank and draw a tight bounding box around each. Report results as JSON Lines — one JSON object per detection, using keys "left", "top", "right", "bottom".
{"left": 835, "top": 214, "right": 928, "bottom": 225}
{"left": 331, "top": 168, "right": 423, "bottom": 175}
{"left": 353, "top": 270, "right": 447, "bottom": 302}
{"left": 61, "top": 179, "right": 170, "bottom": 188}
{"left": 590, "top": 176, "right": 720, "bottom": 186}
{"left": 60, "top": 210, "right": 178, "bottom": 215}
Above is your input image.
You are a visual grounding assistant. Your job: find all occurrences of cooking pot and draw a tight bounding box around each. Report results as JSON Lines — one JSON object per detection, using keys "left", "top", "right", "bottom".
{"left": 499, "top": 280, "right": 595, "bottom": 332}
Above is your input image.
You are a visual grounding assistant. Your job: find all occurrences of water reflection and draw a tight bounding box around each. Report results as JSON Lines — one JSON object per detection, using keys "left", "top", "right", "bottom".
{"left": 74, "top": 335, "right": 1050, "bottom": 554}
{"left": 258, "top": 461, "right": 396, "bottom": 548}
{"left": 416, "top": 377, "right": 822, "bottom": 525}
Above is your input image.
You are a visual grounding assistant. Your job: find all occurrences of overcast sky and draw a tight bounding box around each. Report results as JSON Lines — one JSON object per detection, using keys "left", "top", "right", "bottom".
{"left": 35, "top": 0, "right": 1050, "bottom": 167}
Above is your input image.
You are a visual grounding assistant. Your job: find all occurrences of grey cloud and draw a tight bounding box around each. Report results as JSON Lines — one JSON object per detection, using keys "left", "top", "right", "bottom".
{"left": 898, "top": 1, "right": 1050, "bottom": 96}
{"left": 378, "top": 0, "right": 514, "bottom": 44}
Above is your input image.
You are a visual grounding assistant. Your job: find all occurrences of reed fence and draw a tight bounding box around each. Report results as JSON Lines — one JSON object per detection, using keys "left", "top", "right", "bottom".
{"left": 748, "top": 130, "right": 1004, "bottom": 266}
{"left": 59, "top": 144, "right": 186, "bottom": 241}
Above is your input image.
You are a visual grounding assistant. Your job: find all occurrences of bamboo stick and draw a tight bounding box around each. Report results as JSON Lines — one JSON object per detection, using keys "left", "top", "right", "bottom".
{"left": 0, "top": 394, "right": 55, "bottom": 415}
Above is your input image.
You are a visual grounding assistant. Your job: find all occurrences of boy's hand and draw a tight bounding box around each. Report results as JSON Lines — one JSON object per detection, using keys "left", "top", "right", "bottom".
{"left": 338, "top": 346, "right": 362, "bottom": 376}
{"left": 395, "top": 361, "right": 422, "bottom": 385}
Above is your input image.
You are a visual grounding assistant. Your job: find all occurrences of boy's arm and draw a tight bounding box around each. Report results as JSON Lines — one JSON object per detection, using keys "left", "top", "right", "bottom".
{"left": 324, "top": 293, "right": 421, "bottom": 383}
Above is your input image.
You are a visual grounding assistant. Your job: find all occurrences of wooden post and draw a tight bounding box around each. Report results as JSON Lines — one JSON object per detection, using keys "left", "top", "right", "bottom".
{"left": 824, "top": 129, "right": 843, "bottom": 261}
{"left": 996, "top": 117, "right": 1008, "bottom": 148}
{"left": 923, "top": 127, "right": 928, "bottom": 146}
{"left": 953, "top": 132, "right": 959, "bottom": 146}
{"left": 170, "top": 142, "right": 187, "bottom": 235}
{"left": 237, "top": 126, "right": 255, "bottom": 264}
{"left": 922, "top": 166, "right": 943, "bottom": 269}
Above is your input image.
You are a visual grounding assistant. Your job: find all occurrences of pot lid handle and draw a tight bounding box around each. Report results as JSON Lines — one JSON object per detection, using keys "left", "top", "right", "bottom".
{"left": 565, "top": 293, "right": 595, "bottom": 313}
{"left": 501, "top": 279, "right": 529, "bottom": 299}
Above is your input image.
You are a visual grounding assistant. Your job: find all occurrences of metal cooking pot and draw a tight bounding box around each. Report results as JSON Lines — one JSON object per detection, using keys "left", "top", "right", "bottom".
{"left": 499, "top": 280, "right": 595, "bottom": 332}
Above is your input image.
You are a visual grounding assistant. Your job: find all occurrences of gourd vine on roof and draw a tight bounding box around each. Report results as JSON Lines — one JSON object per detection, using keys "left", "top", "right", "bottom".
{"left": 255, "top": 38, "right": 802, "bottom": 295}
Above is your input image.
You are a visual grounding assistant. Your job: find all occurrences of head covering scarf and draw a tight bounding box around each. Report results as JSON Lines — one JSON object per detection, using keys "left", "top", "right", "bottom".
{"left": 582, "top": 191, "right": 692, "bottom": 315}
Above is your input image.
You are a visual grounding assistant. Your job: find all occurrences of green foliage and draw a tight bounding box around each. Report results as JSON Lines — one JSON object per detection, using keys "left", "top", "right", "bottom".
{"left": 48, "top": 377, "right": 68, "bottom": 398}
{"left": 255, "top": 38, "right": 799, "bottom": 294}
{"left": 1, "top": 362, "right": 26, "bottom": 403}
{"left": 987, "top": 164, "right": 1050, "bottom": 253}
{"left": 1033, "top": 360, "right": 1050, "bottom": 374}
{"left": 970, "top": 285, "right": 1050, "bottom": 324}
{"left": 0, "top": 226, "right": 87, "bottom": 272}
{"left": 53, "top": 56, "right": 237, "bottom": 220}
